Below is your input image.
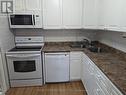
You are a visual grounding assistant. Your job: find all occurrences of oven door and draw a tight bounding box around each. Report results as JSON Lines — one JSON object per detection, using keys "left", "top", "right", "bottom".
{"left": 6, "top": 54, "right": 42, "bottom": 80}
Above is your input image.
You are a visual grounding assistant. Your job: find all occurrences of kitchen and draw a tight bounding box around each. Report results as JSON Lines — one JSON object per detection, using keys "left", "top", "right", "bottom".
{"left": 0, "top": 0, "right": 126, "bottom": 95}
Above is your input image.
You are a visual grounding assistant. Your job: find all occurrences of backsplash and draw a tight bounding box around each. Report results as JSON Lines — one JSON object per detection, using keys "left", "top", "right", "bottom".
{"left": 12, "top": 26, "right": 126, "bottom": 54}
{"left": 12, "top": 28, "right": 126, "bottom": 53}
{"left": 13, "top": 29, "right": 98, "bottom": 42}
{"left": 98, "top": 30, "right": 126, "bottom": 53}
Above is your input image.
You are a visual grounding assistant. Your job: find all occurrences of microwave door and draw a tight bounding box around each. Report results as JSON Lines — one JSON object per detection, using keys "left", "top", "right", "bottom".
{"left": 10, "top": 15, "right": 33, "bottom": 26}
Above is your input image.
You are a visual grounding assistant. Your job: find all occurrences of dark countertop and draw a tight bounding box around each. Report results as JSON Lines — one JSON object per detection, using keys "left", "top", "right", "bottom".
{"left": 43, "top": 42, "right": 126, "bottom": 95}
{"left": 83, "top": 49, "right": 126, "bottom": 95}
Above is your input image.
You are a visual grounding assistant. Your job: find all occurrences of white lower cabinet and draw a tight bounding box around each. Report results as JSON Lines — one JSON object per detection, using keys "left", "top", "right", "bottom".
{"left": 81, "top": 53, "right": 123, "bottom": 95}
{"left": 70, "top": 52, "right": 82, "bottom": 80}
{"left": 70, "top": 52, "right": 123, "bottom": 95}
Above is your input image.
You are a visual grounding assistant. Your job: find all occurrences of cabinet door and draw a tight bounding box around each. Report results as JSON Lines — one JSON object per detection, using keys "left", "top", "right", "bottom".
{"left": 25, "top": 0, "right": 41, "bottom": 11}
{"left": 70, "top": 52, "right": 82, "bottom": 80}
{"left": 81, "top": 54, "right": 87, "bottom": 85}
{"left": 62, "top": 0, "right": 82, "bottom": 29}
{"left": 103, "top": 0, "right": 123, "bottom": 31}
{"left": 120, "top": 0, "right": 126, "bottom": 32}
{"left": 70, "top": 59, "right": 81, "bottom": 80}
{"left": 97, "top": 0, "right": 106, "bottom": 29}
{"left": 43, "top": 0, "right": 62, "bottom": 29}
{"left": 83, "top": 0, "right": 98, "bottom": 29}
{"left": 13, "top": 0, "right": 25, "bottom": 13}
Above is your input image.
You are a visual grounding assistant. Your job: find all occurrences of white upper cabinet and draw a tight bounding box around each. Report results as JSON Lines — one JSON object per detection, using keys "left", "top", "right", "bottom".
{"left": 103, "top": 0, "right": 123, "bottom": 31}
{"left": 25, "top": 0, "right": 41, "bottom": 11}
{"left": 62, "top": 0, "right": 83, "bottom": 29}
{"left": 83, "top": 0, "right": 98, "bottom": 29}
{"left": 83, "top": 0, "right": 125, "bottom": 32}
{"left": 43, "top": 0, "right": 62, "bottom": 29}
{"left": 13, "top": 0, "right": 126, "bottom": 31}
{"left": 13, "top": 0, "right": 42, "bottom": 13}
{"left": 13, "top": 0, "right": 25, "bottom": 13}
{"left": 68, "top": 0, "right": 124, "bottom": 32}
{"left": 97, "top": 0, "right": 106, "bottom": 29}
{"left": 120, "top": 0, "right": 126, "bottom": 32}
{"left": 43, "top": 0, "right": 82, "bottom": 29}
{"left": 98, "top": 0, "right": 123, "bottom": 31}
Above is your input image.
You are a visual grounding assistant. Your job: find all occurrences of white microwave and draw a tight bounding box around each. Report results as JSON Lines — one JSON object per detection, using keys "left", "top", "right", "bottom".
{"left": 9, "top": 13, "right": 42, "bottom": 28}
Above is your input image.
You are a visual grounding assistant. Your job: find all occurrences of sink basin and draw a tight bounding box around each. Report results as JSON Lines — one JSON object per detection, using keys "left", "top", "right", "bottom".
{"left": 88, "top": 46, "right": 102, "bottom": 53}
{"left": 70, "top": 44, "right": 86, "bottom": 48}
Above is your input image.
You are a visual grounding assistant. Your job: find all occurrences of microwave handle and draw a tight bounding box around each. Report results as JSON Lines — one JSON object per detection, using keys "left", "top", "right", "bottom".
{"left": 33, "top": 15, "right": 35, "bottom": 25}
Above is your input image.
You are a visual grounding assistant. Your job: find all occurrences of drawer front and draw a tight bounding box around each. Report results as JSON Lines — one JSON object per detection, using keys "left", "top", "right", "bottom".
{"left": 110, "top": 84, "right": 123, "bottom": 95}
{"left": 95, "top": 70, "right": 108, "bottom": 84}
{"left": 95, "top": 70, "right": 110, "bottom": 88}
{"left": 94, "top": 82, "right": 106, "bottom": 95}
{"left": 96, "top": 76, "right": 110, "bottom": 94}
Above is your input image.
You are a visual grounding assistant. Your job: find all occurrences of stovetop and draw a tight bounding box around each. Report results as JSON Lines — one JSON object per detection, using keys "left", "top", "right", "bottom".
{"left": 9, "top": 46, "right": 42, "bottom": 52}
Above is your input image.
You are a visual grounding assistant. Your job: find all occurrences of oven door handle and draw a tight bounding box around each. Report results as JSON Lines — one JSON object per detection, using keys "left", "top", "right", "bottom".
{"left": 6, "top": 54, "right": 40, "bottom": 58}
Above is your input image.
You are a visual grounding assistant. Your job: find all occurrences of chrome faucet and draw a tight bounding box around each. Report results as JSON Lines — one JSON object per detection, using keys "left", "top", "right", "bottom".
{"left": 83, "top": 39, "right": 91, "bottom": 47}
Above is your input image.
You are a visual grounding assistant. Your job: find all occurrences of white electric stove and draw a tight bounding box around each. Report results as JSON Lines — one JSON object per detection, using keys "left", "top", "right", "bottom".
{"left": 6, "top": 36, "right": 44, "bottom": 87}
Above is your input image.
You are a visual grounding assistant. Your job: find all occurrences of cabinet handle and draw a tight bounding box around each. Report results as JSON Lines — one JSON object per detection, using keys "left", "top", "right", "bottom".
{"left": 104, "top": 28, "right": 107, "bottom": 30}
{"left": 96, "top": 89, "right": 101, "bottom": 95}
{"left": 97, "top": 74, "right": 102, "bottom": 80}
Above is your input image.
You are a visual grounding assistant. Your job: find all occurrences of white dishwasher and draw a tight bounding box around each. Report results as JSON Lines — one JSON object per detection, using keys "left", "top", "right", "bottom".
{"left": 45, "top": 52, "right": 70, "bottom": 83}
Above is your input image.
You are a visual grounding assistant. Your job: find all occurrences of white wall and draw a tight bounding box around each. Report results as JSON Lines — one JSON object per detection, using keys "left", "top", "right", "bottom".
{"left": 0, "top": 1, "right": 15, "bottom": 92}
{"left": 0, "top": 51, "right": 6, "bottom": 92}
{"left": 98, "top": 30, "right": 126, "bottom": 52}
{"left": 14, "top": 29, "right": 97, "bottom": 42}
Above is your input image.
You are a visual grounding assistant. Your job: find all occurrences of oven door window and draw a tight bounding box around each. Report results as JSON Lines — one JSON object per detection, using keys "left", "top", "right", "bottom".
{"left": 13, "top": 60, "right": 36, "bottom": 72}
